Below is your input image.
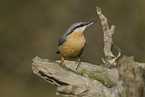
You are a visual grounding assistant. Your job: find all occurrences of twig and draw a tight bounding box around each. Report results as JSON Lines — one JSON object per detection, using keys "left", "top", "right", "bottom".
{"left": 96, "top": 7, "right": 121, "bottom": 67}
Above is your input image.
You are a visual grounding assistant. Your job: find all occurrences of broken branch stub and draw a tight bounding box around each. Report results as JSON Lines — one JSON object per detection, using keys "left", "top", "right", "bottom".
{"left": 96, "top": 7, "right": 121, "bottom": 67}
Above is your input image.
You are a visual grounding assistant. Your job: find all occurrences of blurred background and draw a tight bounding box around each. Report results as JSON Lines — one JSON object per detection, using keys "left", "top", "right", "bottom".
{"left": 0, "top": 0, "right": 145, "bottom": 97}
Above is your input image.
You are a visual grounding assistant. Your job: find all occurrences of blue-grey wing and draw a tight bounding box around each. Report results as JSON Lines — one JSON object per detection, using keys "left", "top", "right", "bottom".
{"left": 58, "top": 22, "right": 80, "bottom": 46}
{"left": 58, "top": 35, "right": 66, "bottom": 46}
{"left": 56, "top": 36, "right": 66, "bottom": 54}
{"left": 56, "top": 33, "right": 67, "bottom": 54}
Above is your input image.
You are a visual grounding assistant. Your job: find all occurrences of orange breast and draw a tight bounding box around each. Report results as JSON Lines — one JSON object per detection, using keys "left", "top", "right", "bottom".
{"left": 58, "top": 32, "right": 86, "bottom": 58}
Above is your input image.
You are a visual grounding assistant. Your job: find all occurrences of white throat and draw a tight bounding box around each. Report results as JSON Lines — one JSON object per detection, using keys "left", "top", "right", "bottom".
{"left": 74, "top": 26, "right": 87, "bottom": 33}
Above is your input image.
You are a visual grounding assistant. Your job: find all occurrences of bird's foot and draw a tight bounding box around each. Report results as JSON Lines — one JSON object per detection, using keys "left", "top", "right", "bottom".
{"left": 60, "top": 57, "right": 64, "bottom": 65}
{"left": 75, "top": 58, "right": 81, "bottom": 70}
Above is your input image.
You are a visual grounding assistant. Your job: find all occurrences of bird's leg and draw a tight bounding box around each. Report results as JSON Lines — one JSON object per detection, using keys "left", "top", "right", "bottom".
{"left": 60, "top": 57, "right": 64, "bottom": 65}
{"left": 75, "top": 58, "right": 81, "bottom": 70}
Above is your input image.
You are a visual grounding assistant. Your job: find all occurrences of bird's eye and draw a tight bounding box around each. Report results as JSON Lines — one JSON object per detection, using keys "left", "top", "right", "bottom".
{"left": 80, "top": 24, "right": 84, "bottom": 27}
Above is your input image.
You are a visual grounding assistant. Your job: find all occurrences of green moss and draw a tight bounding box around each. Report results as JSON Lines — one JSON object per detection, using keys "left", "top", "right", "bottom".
{"left": 76, "top": 69, "right": 105, "bottom": 84}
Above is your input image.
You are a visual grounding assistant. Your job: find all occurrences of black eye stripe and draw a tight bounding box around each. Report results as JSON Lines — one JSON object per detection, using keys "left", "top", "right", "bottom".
{"left": 66, "top": 23, "right": 88, "bottom": 36}
{"left": 74, "top": 23, "right": 87, "bottom": 30}
{"left": 80, "top": 24, "right": 84, "bottom": 27}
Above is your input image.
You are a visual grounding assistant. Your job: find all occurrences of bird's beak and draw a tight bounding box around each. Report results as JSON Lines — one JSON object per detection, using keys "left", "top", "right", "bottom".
{"left": 86, "top": 21, "right": 96, "bottom": 26}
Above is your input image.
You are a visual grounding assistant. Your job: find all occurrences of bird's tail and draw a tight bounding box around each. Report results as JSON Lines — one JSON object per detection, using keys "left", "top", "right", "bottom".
{"left": 56, "top": 50, "right": 60, "bottom": 54}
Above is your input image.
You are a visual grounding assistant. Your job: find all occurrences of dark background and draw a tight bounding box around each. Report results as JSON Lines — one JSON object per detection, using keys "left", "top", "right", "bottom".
{"left": 0, "top": 0, "right": 145, "bottom": 97}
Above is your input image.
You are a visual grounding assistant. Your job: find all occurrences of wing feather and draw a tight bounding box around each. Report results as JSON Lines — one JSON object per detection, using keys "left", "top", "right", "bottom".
{"left": 58, "top": 37, "right": 66, "bottom": 46}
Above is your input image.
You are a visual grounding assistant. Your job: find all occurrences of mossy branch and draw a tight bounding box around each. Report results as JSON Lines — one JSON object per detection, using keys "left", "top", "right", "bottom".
{"left": 32, "top": 57, "right": 113, "bottom": 97}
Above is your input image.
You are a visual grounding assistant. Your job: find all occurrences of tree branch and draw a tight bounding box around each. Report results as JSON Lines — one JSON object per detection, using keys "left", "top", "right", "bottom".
{"left": 96, "top": 7, "right": 115, "bottom": 58}
{"left": 32, "top": 56, "right": 114, "bottom": 97}
{"left": 96, "top": 7, "right": 121, "bottom": 67}
{"left": 56, "top": 60, "right": 118, "bottom": 86}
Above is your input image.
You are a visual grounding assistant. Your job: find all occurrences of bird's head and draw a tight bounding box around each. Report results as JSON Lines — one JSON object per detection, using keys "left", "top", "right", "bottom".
{"left": 65, "top": 21, "right": 96, "bottom": 36}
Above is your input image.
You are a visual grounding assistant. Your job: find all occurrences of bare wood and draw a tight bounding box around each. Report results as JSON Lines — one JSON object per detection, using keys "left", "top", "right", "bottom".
{"left": 136, "top": 62, "right": 145, "bottom": 70}
{"left": 32, "top": 56, "right": 144, "bottom": 97}
{"left": 32, "top": 56, "right": 115, "bottom": 97}
{"left": 118, "top": 56, "right": 144, "bottom": 97}
{"left": 56, "top": 60, "right": 118, "bottom": 86}
{"left": 96, "top": 7, "right": 115, "bottom": 58}
{"left": 96, "top": 7, "right": 121, "bottom": 67}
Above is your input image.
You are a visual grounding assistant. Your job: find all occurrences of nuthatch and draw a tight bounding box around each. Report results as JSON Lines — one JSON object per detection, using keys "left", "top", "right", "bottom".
{"left": 56, "top": 21, "right": 95, "bottom": 69}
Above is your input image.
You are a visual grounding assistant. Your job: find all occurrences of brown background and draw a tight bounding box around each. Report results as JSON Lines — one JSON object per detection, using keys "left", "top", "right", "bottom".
{"left": 0, "top": 0, "right": 145, "bottom": 97}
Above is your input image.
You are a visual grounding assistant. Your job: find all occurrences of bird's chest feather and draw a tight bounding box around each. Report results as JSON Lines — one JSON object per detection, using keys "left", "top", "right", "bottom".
{"left": 58, "top": 32, "right": 86, "bottom": 57}
{"left": 66, "top": 32, "right": 86, "bottom": 48}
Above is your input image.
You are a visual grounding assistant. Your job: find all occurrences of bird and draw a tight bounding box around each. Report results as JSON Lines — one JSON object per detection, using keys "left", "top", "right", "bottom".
{"left": 56, "top": 21, "right": 95, "bottom": 69}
